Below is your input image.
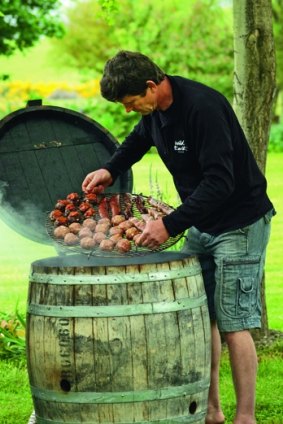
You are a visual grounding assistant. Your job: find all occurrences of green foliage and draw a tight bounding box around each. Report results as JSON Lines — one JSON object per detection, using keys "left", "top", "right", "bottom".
{"left": 97, "top": 0, "right": 119, "bottom": 25}
{"left": 82, "top": 97, "right": 140, "bottom": 142}
{"left": 0, "top": 0, "right": 64, "bottom": 56}
{"left": 55, "top": 0, "right": 116, "bottom": 74}
{"left": 0, "top": 309, "right": 26, "bottom": 363}
{"left": 268, "top": 123, "right": 283, "bottom": 152}
{"left": 57, "top": 0, "right": 234, "bottom": 99}
{"left": 273, "top": 0, "right": 283, "bottom": 91}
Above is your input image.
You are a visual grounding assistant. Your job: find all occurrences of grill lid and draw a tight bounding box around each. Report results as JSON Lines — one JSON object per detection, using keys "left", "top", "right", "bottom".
{"left": 0, "top": 101, "right": 133, "bottom": 244}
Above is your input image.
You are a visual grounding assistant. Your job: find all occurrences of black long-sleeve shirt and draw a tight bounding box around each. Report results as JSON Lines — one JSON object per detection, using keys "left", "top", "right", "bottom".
{"left": 103, "top": 75, "right": 274, "bottom": 236}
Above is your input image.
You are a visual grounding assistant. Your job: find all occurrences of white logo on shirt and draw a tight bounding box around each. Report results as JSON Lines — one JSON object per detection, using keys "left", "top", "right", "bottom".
{"left": 174, "top": 140, "right": 188, "bottom": 153}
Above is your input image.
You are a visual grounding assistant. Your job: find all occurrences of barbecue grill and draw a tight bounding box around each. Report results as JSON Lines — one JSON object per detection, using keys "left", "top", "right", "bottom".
{"left": 46, "top": 192, "right": 184, "bottom": 257}
{"left": 0, "top": 102, "right": 210, "bottom": 424}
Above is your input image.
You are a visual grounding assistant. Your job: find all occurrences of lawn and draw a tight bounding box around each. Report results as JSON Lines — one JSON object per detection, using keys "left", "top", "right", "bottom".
{"left": 0, "top": 341, "right": 282, "bottom": 424}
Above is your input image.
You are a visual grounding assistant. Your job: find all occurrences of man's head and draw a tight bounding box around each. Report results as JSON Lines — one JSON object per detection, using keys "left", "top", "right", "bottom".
{"left": 100, "top": 50, "right": 165, "bottom": 115}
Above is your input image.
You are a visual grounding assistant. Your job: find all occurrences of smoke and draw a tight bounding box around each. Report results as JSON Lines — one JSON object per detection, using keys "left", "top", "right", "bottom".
{"left": 0, "top": 180, "right": 8, "bottom": 202}
{"left": 0, "top": 179, "right": 51, "bottom": 245}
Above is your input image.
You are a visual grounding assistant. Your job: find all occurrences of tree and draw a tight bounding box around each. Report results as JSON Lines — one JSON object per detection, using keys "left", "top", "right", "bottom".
{"left": 0, "top": 0, "right": 64, "bottom": 56}
{"left": 233, "top": 0, "right": 276, "bottom": 335}
{"left": 272, "top": 0, "right": 283, "bottom": 119}
{"left": 59, "top": 0, "right": 234, "bottom": 99}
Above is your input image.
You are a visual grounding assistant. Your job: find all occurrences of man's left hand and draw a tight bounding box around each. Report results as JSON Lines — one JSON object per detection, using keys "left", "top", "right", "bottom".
{"left": 136, "top": 219, "right": 169, "bottom": 249}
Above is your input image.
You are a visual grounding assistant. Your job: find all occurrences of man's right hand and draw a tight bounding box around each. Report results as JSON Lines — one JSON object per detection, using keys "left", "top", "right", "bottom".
{"left": 82, "top": 168, "right": 113, "bottom": 194}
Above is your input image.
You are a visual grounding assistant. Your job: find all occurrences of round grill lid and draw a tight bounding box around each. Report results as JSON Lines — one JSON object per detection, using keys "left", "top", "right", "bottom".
{"left": 0, "top": 100, "right": 133, "bottom": 244}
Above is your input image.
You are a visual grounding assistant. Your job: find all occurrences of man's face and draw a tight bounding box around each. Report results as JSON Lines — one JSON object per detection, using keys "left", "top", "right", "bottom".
{"left": 120, "top": 85, "right": 157, "bottom": 115}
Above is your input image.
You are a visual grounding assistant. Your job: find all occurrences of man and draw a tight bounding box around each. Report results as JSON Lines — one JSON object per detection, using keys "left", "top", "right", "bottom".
{"left": 82, "top": 50, "right": 275, "bottom": 424}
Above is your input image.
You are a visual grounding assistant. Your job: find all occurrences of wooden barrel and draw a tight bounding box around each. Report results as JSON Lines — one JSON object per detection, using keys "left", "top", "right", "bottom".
{"left": 26, "top": 252, "right": 211, "bottom": 424}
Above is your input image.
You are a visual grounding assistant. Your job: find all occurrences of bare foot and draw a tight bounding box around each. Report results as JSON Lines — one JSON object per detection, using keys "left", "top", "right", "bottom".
{"left": 205, "top": 408, "right": 225, "bottom": 424}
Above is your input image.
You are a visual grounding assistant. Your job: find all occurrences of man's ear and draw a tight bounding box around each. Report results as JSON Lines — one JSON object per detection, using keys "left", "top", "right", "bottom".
{"left": 146, "top": 80, "right": 157, "bottom": 91}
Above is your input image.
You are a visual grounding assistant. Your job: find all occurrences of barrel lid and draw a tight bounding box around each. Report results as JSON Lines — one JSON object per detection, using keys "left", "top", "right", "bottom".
{"left": 0, "top": 101, "right": 133, "bottom": 244}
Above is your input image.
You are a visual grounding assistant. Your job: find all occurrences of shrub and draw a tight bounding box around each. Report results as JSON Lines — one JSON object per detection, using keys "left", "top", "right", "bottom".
{"left": 0, "top": 309, "right": 26, "bottom": 363}
{"left": 82, "top": 98, "right": 140, "bottom": 143}
{"left": 268, "top": 123, "right": 283, "bottom": 152}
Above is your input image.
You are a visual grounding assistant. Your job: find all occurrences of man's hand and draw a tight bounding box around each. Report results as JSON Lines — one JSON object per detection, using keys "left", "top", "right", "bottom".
{"left": 136, "top": 219, "right": 169, "bottom": 249}
{"left": 82, "top": 169, "right": 113, "bottom": 194}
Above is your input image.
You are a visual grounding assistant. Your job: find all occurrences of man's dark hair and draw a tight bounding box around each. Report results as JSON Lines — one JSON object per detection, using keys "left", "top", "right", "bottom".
{"left": 100, "top": 50, "right": 165, "bottom": 102}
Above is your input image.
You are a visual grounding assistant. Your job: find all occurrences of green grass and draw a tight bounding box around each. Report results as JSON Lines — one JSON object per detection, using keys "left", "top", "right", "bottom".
{"left": 220, "top": 342, "right": 283, "bottom": 424}
{"left": 0, "top": 344, "right": 282, "bottom": 424}
{"left": 0, "top": 360, "right": 33, "bottom": 424}
{"left": 264, "top": 153, "right": 283, "bottom": 331}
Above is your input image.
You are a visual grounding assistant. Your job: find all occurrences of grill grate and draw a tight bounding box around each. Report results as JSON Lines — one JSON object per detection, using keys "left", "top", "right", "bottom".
{"left": 46, "top": 193, "right": 183, "bottom": 257}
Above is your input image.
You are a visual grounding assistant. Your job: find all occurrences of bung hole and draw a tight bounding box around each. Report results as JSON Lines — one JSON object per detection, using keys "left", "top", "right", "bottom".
{"left": 60, "top": 379, "right": 71, "bottom": 392}
{"left": 189, "top": 400, "right": 197, "bottom": 415}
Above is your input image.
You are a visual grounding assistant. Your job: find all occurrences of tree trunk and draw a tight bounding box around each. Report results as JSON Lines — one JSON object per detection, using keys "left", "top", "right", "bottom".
{"left": 233, "top": 0, "right": 276, "bottom": 336}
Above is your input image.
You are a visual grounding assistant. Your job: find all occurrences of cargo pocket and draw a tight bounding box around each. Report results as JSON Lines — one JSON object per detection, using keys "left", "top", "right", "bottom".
{"left": 220, "top": 256, "right": 261, "bottom": 319}
{"left": 238, "top": 277, "right": 254, "bottom": 314}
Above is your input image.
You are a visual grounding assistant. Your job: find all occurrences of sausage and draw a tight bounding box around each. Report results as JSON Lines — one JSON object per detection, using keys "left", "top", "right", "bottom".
{"left": 123, "top": 193, "right": 133, "bottom": 219}
{"left": 148, "top": 196, "right": 174, "bottom": 215}
{"left": 135, "top": 195, "right": 148, "bottom": 214}
{"left": 109, "top": 194, "right": 121, "bottom": 216}
{"left": 98, "top": 197, "right": 109, "bottom": 219}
